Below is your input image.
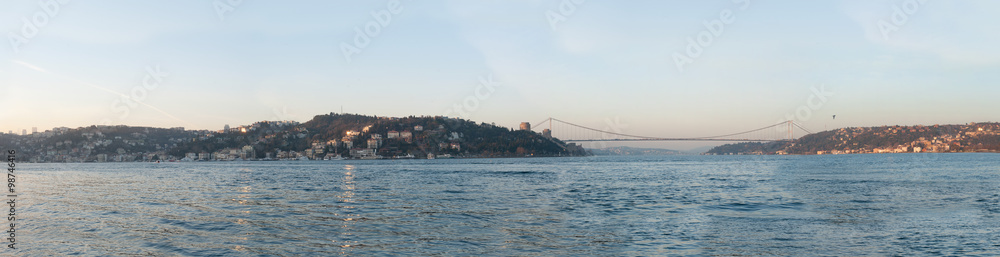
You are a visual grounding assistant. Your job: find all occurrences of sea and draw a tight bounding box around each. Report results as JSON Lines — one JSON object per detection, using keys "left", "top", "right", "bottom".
{"left": 9, "top": 153, "right": 1000, "bottom": 256}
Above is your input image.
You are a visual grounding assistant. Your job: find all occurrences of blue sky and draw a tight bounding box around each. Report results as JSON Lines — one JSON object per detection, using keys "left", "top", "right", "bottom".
{"left": 2, "top": 0, "right": 999, "bottom": 150}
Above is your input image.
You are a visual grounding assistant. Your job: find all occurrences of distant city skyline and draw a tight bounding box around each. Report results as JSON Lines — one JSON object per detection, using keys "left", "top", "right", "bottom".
{"left": 3, "top": 0, "right": 999, "bottom": 150}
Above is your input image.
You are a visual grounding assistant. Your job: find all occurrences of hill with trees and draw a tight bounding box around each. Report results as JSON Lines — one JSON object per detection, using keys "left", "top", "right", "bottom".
{"left": 165, "top": 113, "right": 585, "bottom": 159}
{"left": 707, "top": 122, "right": 1000, "bottom": 155}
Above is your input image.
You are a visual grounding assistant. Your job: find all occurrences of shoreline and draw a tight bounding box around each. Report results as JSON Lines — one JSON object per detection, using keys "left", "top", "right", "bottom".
{"left": 16, "top": 152, "right": 1000, "bottom": 164}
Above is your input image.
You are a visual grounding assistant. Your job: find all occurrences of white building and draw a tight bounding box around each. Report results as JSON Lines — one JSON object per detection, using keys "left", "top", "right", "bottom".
{"left": 350, "top": 148, "right": 376, "bottom": 158}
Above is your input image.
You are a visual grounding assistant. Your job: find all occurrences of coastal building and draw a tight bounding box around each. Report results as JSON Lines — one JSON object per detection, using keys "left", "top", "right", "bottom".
{"left": 387, "top": 131, "right": 400, "bottom": 139}
{"left": 542, "top": 129, "right": 552, "bottom": 138}
{"left": 350, "top": 148, "right": 376, "bottom": 158}
{"left": 367, "top": 138, "right": 381, "bottom": 149}
{"left": 414, "top": 125, "right": 424, "bottom": 131}
{"left": 520, "top": 122, "right": 531, "bottom": 131}
{"left": 400, "top": 131, "right": 412, "bottom": 141}
{"left": 566, "top": 143, "right": 584, "bottom": 153}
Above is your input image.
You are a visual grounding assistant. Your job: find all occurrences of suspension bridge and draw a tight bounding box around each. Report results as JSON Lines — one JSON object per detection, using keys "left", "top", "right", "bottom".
{"left": 530, "top": 118, "right": 814, "bottom": 142}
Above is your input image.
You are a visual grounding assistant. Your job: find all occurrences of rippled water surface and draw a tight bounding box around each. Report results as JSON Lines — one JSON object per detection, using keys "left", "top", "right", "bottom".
{"left": 13, "top": 154, "right": 1000, "bottom": 256}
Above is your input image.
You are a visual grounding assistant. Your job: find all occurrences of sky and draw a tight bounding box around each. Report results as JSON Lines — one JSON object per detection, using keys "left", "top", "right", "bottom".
{"left": 2, "top": 0, "right": 999, "bottom": 151}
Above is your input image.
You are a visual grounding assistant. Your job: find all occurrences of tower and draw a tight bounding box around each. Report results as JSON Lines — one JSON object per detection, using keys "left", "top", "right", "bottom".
{"left": 787, "top": 120, "right": 793, "bottom": 140}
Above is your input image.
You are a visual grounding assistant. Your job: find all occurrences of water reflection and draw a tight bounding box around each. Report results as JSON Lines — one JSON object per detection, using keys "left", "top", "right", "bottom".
{"left": 14, "top": 155, "right": 1000, "bottom": 256}
{"left": 335, "top": 164, "right": 360, "bottom": 255}
{"left": 231, "top": 167, "right": 254, "bottom": 253}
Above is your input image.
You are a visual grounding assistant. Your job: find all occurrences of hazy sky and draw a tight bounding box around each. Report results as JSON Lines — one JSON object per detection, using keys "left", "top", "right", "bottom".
{"left": 2, "top": 0, "right": 999, "bottom": 150}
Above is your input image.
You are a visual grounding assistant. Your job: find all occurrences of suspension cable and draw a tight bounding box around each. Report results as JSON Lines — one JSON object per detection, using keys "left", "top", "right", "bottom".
{"left": 550, "top": 118, "right": 664, "bottom": 139}
{"left": 688, "top": 121, "right": 792, "bottom": 139}
{"left": 793, "top": 122, "right": 814, "bottom": 134}
{"left": 550, "top": 118, "right": 793, "bottom": 140}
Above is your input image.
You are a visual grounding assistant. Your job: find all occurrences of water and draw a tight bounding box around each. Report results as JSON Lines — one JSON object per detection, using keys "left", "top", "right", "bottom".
{"left": 11, "top": 154, "right": 1000, "bottom": 256}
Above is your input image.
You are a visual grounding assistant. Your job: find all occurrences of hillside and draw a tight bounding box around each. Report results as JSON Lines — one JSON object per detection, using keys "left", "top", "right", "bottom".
{"left": 170, "top": 114, "right": 585, "bottom": 159}
{"left": 705, "top": 141, "right": 791, "bottom": 155}
{"left": 1, "top": 126, "right": 201, "bottom": 162}
{"left": 589, "top": 146, "right": 683, "bottom": 156}
{"left": 707, "top": 122, "right": 1000, "bottom": 155}
{"left": 2, "top": 113, "right": 586, "bottom": 162}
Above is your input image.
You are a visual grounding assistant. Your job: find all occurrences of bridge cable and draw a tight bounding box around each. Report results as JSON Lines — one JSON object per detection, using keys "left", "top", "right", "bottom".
{"left": 687, "top": 121, "right": 792, "bottom": 139}
{"left": 792, "top": 122, "right": 814, "bottom": 134}
{"left": 550, "top": 118, "right": 792, "bottom": 140}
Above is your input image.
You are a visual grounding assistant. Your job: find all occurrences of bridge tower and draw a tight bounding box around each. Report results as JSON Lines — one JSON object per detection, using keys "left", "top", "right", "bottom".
{"left": 787, "top": 120, "right": 793, "bottom": 140}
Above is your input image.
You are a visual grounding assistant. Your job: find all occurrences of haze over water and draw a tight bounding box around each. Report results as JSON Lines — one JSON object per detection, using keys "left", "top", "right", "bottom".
{"left": 15, "top": 154, "right": 1000, "bottom": 256}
